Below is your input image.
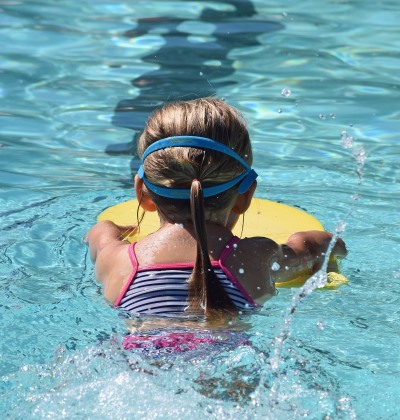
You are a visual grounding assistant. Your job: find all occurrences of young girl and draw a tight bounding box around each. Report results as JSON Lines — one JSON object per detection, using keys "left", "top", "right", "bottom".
{"left": 86, "top": 98, "right": 347, "bottom": 322}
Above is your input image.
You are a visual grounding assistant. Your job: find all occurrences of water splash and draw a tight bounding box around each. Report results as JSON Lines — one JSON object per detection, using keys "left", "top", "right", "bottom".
{"left": 341, "top": 130, "right": 354, "bottom": 148}
{"left": 249, "top": 210, "right": 351, "bottom": 413}
{"left": 341, "top": 130, "right": 367, "bottom": 181}
{"left": 352, "top": 145, "right": 367, "bottom": 180}
{"left": 250, "top": 132, "right": 367, "bottom": 417}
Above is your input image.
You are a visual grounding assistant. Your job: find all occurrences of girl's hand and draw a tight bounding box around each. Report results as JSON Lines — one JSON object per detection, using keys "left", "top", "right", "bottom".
{"left": 270, "top": 231, "right": 347, "bottom": 284}
{"left": 286, "top": 230, "right": 347, "bottom": 271}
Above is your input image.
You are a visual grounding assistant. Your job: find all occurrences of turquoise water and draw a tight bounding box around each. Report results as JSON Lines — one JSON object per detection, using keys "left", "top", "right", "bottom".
{"left": 1, "top": 0, "right": 399, "bottom": 418}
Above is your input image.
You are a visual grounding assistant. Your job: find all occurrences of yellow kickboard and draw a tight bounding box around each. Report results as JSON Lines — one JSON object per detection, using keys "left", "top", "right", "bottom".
{"left": 98, "top": 198, "right": 348, "bottom": 289}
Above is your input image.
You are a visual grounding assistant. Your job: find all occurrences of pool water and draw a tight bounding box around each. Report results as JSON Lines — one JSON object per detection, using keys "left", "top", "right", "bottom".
{"left": 1, "top": 0, "right": 399, "bottom": 418}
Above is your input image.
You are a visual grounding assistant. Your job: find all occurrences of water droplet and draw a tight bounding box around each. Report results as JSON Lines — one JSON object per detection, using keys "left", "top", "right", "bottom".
{"left": 199, "top": 71, "right": 203, "bottom": 76}
{"left": 352, "top": 144, "right": 367, "bottom": 165}
{"left": 352, "top": 194, "right": 360, "bottom": 201}
{"left": 329, "top": 113, "right": 336, "bottom": 119}
{"left": 285, "top": 266, "right": 289, "bottom": 271}
{"left": 239, "top": 268, "right": 245, "bottom": 274}
{"left": 281, "top": 87, "right": 291, "bottom": 97}
{"left": 271, "top": 262, "right": 280, "bottom": 271}
{"left": 316, "top": 321, "right": 325, "bottom": 330}
{"left": 257, "top": 286, "right": 261, "bottom": 290}
{"left": 233, "top": 243, "right": 238, "bottom": 249}
{"left": 319, "top": 113, "right": 326, "bottom": 120}
{"left": 283, "top": 11, "right": 288, "bottom": 17}
{"left": 277, "top": 108, "right": 283, "bottom": 113}
{"left": 341, "top": 131, "right": 353, "bottom": 149}
{"left": 335, "top": 220, "right": 347, "bottom": 234}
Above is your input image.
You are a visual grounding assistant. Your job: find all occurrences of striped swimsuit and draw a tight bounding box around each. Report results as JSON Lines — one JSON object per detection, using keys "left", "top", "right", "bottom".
{"left": 115, "top": 236, "right": 258, "bottom": 315}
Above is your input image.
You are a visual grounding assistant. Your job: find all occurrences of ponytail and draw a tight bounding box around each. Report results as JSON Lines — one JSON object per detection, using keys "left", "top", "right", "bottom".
{"left": 187, "top": 180, "right": 237, "bottom": 318}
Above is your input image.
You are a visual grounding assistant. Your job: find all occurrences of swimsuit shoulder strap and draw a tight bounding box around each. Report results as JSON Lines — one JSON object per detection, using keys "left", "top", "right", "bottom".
{"left": 128, "top": 242, "right": 139, "bottom": 269}
{"left": 217, "top": 236, "right": 259, "bottom": 307}
{"left": 219, "top": 236, "right": 240, "bottom": 265}
{"left": 114, "top": 242, "right": 139, "bottom": 307}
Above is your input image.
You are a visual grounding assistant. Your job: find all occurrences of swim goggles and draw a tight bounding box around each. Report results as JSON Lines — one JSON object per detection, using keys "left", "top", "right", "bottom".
{"left": 137, "top": 136, "right": 258, "bottom": 199}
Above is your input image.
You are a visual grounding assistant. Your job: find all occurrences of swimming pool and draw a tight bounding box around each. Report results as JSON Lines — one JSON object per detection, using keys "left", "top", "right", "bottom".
{"left": 1, "top": 0, "right": 399, "bottom": 417}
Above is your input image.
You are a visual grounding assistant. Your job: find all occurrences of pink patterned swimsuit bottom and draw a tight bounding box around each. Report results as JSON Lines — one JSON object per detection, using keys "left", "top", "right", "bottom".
{"left": 122, "top": 330, "right": 252, "bottom": 356}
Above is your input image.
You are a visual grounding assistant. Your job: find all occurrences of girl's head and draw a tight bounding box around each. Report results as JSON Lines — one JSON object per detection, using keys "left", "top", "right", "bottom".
{"left": 136, "top": 98, "right": 256, "bottom": 318}
{"left": 137, "top": 97, "right": 254, "bottom": 223}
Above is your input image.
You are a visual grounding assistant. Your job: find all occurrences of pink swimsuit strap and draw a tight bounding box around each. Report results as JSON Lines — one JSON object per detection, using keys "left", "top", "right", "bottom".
{"left": 219, "top": 236, "right": 241, "bottom": 264}
{"left": 114, "top": 235, "right": 258, "bottom": 308}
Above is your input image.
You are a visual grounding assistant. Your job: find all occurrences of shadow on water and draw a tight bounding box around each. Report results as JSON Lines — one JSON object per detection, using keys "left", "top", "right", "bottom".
{"left": 106, "top": 0, "right": 283, "bottom": 165}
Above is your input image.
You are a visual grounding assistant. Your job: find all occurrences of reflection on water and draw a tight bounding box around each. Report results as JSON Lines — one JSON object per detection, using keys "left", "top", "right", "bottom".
{"left": 108, "top": 0, "right": 283, "bottom": 159}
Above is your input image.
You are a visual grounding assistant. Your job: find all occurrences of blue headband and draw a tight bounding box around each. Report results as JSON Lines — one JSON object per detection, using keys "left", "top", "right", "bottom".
{"left": 137, "top": 136, "right": 258, "bottom": 199}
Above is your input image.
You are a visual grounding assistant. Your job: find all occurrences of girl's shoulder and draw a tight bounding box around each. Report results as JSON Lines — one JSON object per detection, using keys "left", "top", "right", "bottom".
{"left": 235, "top": 236, "right": 281, "bottom": 259}
{"left": 232, "top": 236, "right": 281, "bottom": 278}
{"left": 85, "top": 221, "right": 133, "bottom": 302}
{"left": 224, "top": 236, "right": 280, "bottom": 303}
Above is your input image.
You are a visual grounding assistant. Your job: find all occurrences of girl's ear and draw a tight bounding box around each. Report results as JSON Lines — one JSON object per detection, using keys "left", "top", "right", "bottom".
{"left": 134, "top": 175, "right": 157, "bottom": 212}
{"left": 231, "top": 181, "right": 257, "bottom": 215}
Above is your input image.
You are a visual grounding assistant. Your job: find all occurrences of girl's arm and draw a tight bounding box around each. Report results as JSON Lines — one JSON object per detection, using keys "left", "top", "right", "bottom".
{"left": 84, "top": 221, "right": 135, "bottom": 263}
{"left": 230, "top": 231, "right": 347, "bottom": 303}
{"left": 84, "top": 221, "right": 136, "bottom": 302}
{"left": 273, "top": 230, "right": 347, "bottom": 284}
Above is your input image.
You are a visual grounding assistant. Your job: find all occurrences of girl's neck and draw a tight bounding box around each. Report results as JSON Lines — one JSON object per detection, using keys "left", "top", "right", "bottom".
{"left": 136, "top": 219, "right": 234, "bottom": 265}
{"left": 158, "top": 209, "right": 231, "bottom": 229}
{"left": 158, "top": 218, "right": 232, "bottom": 239}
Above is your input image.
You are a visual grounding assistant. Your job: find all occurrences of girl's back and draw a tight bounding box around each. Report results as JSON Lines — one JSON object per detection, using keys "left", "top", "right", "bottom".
{"left": 86, "top": 98, "right": 346, "bottom": 320}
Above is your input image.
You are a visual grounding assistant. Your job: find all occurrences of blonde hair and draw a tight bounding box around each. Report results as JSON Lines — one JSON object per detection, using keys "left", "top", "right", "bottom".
{"left": 138, "top": 98, "right": 253, "bottom": 317}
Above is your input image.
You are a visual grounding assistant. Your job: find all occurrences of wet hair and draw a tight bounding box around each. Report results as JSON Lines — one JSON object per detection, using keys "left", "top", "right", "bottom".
{"left": 138, "top": 97, "right": 253, "bottom": 317}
